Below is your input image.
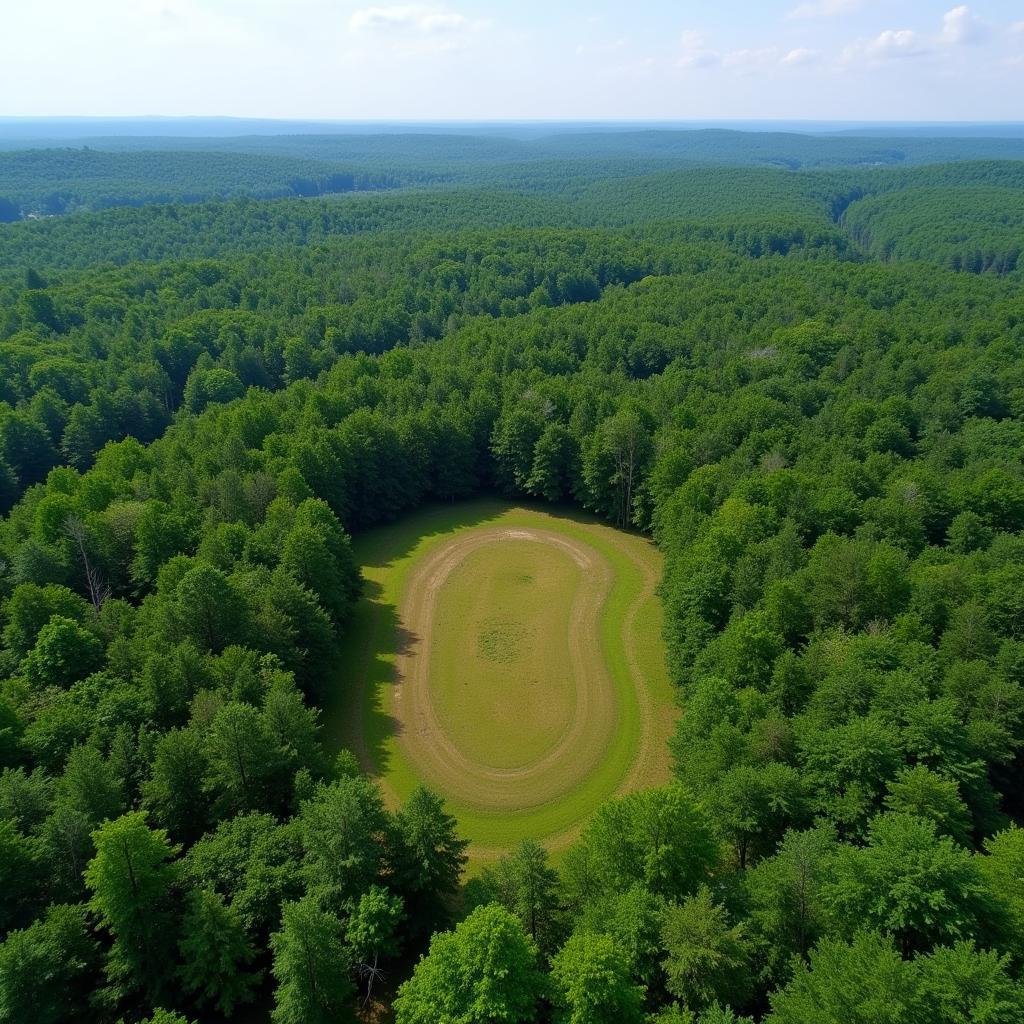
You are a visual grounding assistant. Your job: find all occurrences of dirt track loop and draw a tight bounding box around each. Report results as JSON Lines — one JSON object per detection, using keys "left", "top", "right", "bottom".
{"left": 383, "top": 521, "right": 670, "bottom": 835}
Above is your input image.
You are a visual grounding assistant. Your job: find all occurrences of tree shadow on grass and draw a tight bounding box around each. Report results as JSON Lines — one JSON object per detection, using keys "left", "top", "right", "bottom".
{"left": 355, "top": 496, "right": 511, "bottom": 573}
{"left": 353, "top": 493, "right": 620, "bottom": 573}
{"left": 322, "top": 576, "right": 417, "bottom": 779}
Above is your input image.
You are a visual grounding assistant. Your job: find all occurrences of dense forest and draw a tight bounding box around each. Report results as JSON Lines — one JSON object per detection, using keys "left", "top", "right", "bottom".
{"left": 0, "top": 149, "right": 403, "bottom": 220}
{"left": 1, "top": 131, "right": 1023, "bottom": 1024}
{"left": 4, "top": 126, "right": 1024, "bottom": 223}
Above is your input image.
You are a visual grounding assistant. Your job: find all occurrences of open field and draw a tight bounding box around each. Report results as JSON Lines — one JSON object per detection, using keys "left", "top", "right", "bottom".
{"left": 324, "top": 499, "right": 677, "bottom": 862}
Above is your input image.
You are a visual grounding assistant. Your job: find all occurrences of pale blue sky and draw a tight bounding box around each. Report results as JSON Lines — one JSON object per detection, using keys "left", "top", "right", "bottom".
{"left": 4, "top": 1, "right": 1023, "bottom": 120}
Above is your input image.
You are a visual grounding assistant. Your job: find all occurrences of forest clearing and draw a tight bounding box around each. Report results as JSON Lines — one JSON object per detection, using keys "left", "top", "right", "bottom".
{"left": 327, "top": 501, "right": 676, "bottom": 859}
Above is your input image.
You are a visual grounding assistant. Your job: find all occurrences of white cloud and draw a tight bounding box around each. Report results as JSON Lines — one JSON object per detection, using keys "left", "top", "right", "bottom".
{"left": 676, "top": 30, "right": 719, "bottom": 69}
{"left": 781, "top": 47, "right": 819, "bottom": 65}
{"left": 349, "top": 5, "right": 468, "bottom": 34}
{"left": 677, "top": 35, "right": 821, "bottom": 73}
{"left": 1012, "top": 20, "right": 1024, "bottom": 33}
{"left": 787, "top": 0, "right": 861, "bottom": 20}
{"left": 940, "top": 5, "right": 987, "bottom": 45}
{"left": 723, "top": 47, "right": 779, "bottom": 72}
{"left": 842, "top": 28, "right": 928, "bottom": 65}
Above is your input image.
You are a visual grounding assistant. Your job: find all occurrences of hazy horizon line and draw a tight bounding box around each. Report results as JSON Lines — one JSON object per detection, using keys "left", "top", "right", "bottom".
{"left": 3, "top": 115, "right": 1024, "bottom": 125}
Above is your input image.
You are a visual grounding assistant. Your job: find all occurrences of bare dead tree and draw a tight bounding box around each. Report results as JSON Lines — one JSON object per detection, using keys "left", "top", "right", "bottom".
{"left": 356, "top": 953, "right": 385, "bottom": 1007}
{"left": 63, "top": 516, "right": 110, "bottom": 613}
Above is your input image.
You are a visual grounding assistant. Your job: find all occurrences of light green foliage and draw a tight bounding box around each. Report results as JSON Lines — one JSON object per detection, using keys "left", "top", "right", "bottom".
{"left": 822, "top": 813, "right": 993, "bottom": 953}
{"left": 393, "top": 904, "right": 545, "bottom": 1024}
{"left": 563, "top": 783, "right": 720, "bottom": 905}
{"left": 22, "top": 616, "right": 102, "bottom": 688}
{"left": 767, "top": 932, "right": 1024, "bottom": 1024}
{"left": 767, "top": 932, "right": 914, "bottom": 1024}
{"left": 347, "top": 885, "right": 404, "bottom": 1004}
{"left": 917, "top": 942, "right": 1024, "bottom": 1023}
{"left": 138, "top": 1012, "right": 195, "bottom": 1024}
{"left": 184, "top": 366, "right": 245, "bottom": 413}
{"left": 84, "top": 812, "right": 179, "bottom": 1000}
{"left": 883, "top": 765, "right": 972, "bottom": 845}
{"left": 347, "top": 884, "right": 403, "bottom": 964}
{"left": 979, "top": 826, "right": 1024, "bottom": 959}
{"left": 550, "top": 931, "right": 644, "bottom": 1024}
{"left": 577, "top": 883, "right": 663, "bottom": 986}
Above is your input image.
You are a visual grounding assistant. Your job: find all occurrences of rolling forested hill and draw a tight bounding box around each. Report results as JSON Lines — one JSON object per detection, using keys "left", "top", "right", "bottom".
{"left": 4, "top": 126, "right": 1024, "bottom": 221}
{"left": 1, "top": 130, "right": 1023, "bottom": 1024}
{"left": 842, "top": 185, "right": 1024, "bottom": 273}
{"left": 0, "top": 148, "right": 401, "bottom": 220}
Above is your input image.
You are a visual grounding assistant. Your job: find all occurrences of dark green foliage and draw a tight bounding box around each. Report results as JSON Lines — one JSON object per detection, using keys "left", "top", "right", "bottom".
{"left": 183, "top": 812, "right": 303, "bottom": 937}
{"left": 0, "top": 148, "right": 379, "bottom": 217}
{"left": 0, "top": 818, "right": 43, "bottom": 933}
{"left": 2, "top": 131, "right": 1024, "bottom": 1024}
{"left": 178, "top": 888, "right": 258, "bottom": 1016}
{"left": 269, "top": 896, "right": 354, "bottom": 1024}
{"left": 0, "top": 904, "right": 98, "bottom": 1024}
{"left": 844, "top": 186, "right": 1024, "bottom": 274}
{"left": 472, "top": 839, "right": 563, "bottom": 954}
{"left": 298, "top": 775, "right": 391, "bottom": 913}
{"left": 392, "top": 786, "right": 469, "bottom": 939}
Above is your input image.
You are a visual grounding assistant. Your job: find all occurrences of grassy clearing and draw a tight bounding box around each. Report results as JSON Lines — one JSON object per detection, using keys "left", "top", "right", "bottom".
{"left": 323, "top": 498, "right": 676, "bottom": 861}
{"left": 431, "top": 540, "right": 579, "bottom": 768}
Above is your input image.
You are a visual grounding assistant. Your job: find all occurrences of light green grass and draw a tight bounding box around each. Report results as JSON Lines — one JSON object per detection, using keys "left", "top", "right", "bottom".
{"left": 431, "top": 540, "right": 578, "bottom": 768}
{"left": 323, "top": 498, "right": 675, "bottom": 858}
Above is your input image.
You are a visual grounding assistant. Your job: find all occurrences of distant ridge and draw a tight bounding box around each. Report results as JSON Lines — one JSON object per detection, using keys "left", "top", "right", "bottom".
{"left": 2, "top": 116, "right": 1024, "bottom": 141}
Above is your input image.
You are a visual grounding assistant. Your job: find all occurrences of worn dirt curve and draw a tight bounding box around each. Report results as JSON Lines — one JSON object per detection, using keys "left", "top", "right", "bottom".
{"left": 393, "top": 527, "right": 616, "bottom": 812}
